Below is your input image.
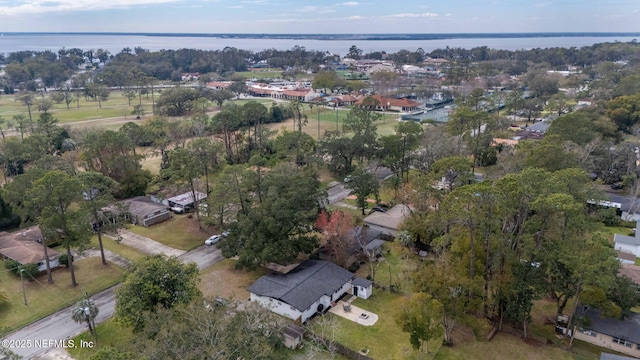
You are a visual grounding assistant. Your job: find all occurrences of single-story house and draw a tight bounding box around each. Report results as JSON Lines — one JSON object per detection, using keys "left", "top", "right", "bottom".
{"left": 356, "top": 94, "right": 421, "bottom": 113}
{"left": 166, "top": 191, "right": 207, "bottom": 213}
{"left": 524, "top": 121, "right": 551, "bottom": 133}
{"left": 363, "top": 204, "right": 412, "bottom": 237}
{"left": 123, "top": 196, "right": 172, "bottom": 227}
{"left": 0, "top": 226, "right": 60, "bottom": 272}
{"left": 614, "top": 221, "right": 640, "bottom": 257}
{"left": 572, "top": 307, "right": 640, "bottom": 359}
{"left": 248, "top": 260, "right": 372, "bottom": 323}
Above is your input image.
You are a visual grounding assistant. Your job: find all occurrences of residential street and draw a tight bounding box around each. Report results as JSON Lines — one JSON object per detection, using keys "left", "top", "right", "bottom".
{"left": 1, "top": 242, "right": 223, "bottom": 359}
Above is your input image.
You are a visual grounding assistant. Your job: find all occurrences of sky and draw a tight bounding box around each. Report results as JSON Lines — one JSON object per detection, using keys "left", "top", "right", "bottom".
{"left": 0, "top": 0, "right": 638, "bottom": 34}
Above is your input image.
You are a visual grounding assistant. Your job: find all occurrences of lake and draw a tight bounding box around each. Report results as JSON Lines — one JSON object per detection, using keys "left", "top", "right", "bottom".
{"left": 0, "top": 33, "right": 638, "bottom": 55}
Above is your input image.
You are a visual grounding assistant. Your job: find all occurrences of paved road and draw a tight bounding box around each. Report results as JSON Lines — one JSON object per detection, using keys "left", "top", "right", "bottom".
{"left": 2, "top": 243, "right": 223, "bottom": 359}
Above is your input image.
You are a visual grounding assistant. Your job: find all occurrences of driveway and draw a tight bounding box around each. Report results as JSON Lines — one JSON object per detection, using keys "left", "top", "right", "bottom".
{"left": 108, "top": 229, "right": 185, "bottom": 257}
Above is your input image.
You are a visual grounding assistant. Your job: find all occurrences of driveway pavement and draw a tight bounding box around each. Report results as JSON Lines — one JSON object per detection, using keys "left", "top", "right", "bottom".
{"left": 108, "top": 229, "right": 185, "bottom": 257}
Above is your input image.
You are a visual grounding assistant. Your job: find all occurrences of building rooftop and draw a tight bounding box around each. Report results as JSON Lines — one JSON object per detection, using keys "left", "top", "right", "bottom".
{"left": 248, "top": 260, "right": 354, "bottom": 312}
{"left": 166, "top": 191, "right": 207, "bottom": 207}
{"left": 0, "top": 226, "right": 59, "bottom": 265}
{"left": 579, "top": 307, "right": 640, "bottom": 345}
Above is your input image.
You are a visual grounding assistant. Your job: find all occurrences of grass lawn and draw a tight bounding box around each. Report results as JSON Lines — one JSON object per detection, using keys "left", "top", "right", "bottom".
{"left": 67, "top": 318, "right": 132, "bottom": 360}
{"left": 314, "top": 291, "right": 435, "bottom": 360}
{"left": 0, "top": 91, "right": 155, "bottom": 125}
{"left": 88, "top": 235, "right": 147, "bottom": 263}
{"left": 233, "top": 69, "right": 285, "bottom": 79}
{"left": 126, "top": 214, "right": 209, "bottom": 251}
{"left": 199, "top": 258, "right": 268, "bottom": 301}
{"left": 355, "top": 241, "right": 421, "bottom": 292}
{"left": 0, "top": 257, "right": 124, "bottom": 336}
{"left": 434, "top": 332, "right": 578, "bottom": 360}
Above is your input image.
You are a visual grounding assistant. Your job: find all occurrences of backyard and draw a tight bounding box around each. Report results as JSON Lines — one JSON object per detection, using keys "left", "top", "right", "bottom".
{"left": 199, "top": 258, "right": 267, "bottom": 301}
{"left": 0, "top": 257, "right": 124, "bottom": 336}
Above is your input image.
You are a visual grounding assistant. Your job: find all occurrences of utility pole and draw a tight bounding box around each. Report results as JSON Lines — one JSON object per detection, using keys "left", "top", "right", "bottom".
{"left": 20, "top": 268, "right": 27, "bottom": 305}
{"left": 335, "top": 107, "right": 339, "bottom": 132}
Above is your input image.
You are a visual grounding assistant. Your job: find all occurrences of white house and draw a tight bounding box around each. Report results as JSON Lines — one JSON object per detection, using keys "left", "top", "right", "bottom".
{"left": 614, "top": 222, "right": 640, "bottom": 257}
{"left": 248, "top": 260, "right": 371, "bottom": 323}
{"left": 571, "top": 307, "right": 640, "bottom": 359}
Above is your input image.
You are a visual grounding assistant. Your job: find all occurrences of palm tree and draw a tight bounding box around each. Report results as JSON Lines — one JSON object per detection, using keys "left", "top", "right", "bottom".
{"left": 71, "top": 298, "right": 99, "bottom": 336}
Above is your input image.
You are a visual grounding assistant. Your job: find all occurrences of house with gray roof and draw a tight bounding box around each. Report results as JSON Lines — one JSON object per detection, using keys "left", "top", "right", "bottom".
{"left": 123, "top": 196, "right": 172, "bottom": 227}
{"left": 363, "top": 204, "right": 412, "bottom": 236}
{"left": 573, "top": 307, "right": 640, "bottom": 358}
{"left": 614, "top": 221, "right": 640, "bottom": 257}
{"left": 248, "top": 260, "right": 372, "bottom": 323}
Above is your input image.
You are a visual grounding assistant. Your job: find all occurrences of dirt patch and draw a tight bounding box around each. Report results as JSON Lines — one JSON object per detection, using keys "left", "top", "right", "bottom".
{"left": 199, "top": 259, "right": 267, "bottom": 301}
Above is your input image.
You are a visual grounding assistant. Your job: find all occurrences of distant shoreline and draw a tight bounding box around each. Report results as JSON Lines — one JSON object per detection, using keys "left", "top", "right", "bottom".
{"left": 1, "top": 32, "right": 639, "bottom": 41}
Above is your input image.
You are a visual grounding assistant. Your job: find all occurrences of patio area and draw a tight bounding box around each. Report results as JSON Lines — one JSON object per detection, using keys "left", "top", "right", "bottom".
{"left": 328, "top": 300, "right": 378, "bottom": 326}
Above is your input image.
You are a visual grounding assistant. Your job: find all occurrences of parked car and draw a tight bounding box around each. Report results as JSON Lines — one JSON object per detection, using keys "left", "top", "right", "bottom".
{"left": 343, "top": 175, "right": 353, "bottom": 183}
{"left": 205, "top": 235, "right": 220, "bottom": 245}
{"left": 222, "top": 230, "right": 230, "bottom": 238}
{"left": 171, "top": 206, "right": 185, "bottom": 214}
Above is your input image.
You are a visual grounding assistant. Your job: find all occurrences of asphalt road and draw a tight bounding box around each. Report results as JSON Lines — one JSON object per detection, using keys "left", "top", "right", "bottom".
{"left": 2, "top": 244, "right": 223, "bottom": 359}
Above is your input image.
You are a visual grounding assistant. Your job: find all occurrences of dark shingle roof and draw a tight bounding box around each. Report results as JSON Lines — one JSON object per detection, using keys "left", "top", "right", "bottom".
{"left": 352, "top": 277, "right": 372, "bottom": 288}
{"left": 248, "top": 260, "right": 354, "bottom": 312}
{"left": 580, "top": 307, "right": 640, "bottom": 345}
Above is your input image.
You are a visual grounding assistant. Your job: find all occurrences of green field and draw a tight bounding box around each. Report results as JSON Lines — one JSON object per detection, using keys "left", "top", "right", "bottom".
{"left": 0, "top": 91, "right": 156, "bottom": 125}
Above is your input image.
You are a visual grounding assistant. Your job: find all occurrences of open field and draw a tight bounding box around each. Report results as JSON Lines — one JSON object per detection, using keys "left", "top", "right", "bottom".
{"left": 126, "top": 214, "right": 210, "bottom": 251}
{"left": 0, "top": 257, "right": 124, "bottom": 336}
{"left": 0, "top": 91, "right": 156, "bottom": 124}
{"left": 199, "top": 258, "right": 267, "bottom": 301}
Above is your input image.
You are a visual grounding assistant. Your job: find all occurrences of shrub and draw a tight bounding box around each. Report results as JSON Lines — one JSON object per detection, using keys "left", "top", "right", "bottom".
{"left": 4, "top": 259, "right": 21, "bottom": 274}
{"left": 59, "top": 254, "right": 73, "bottom": 267}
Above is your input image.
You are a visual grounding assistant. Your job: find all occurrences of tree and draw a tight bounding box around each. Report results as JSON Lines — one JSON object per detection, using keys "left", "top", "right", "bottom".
{"left": 345, "top": 169, "right": 379, "bottom": 215}
{"left": 547, "top": 92, "right": 571, "bottom": 116}
{"left": 209, "top": 89, "right": 234, "bottom": 108}
{"left": 315, "top": 209, "right": 355, "bottom": 268}
{"left": 16, "top": 93, "right": 35, "bottom": 124}
{"left": 379, "top": 121, "right": 423, "bottom": 182}
{"left": 607, "top": 94, "right": 640, "bottom": 133}
{"left": 347, "top": 45, "right": 363, "bottom": 60}
{"left": 312, "top": 70, "right": 341, "bottom": 94}
{"left": 395, "top": 292, "right": 444, "bottom": 354}
{"left": 29, "top": 170, "right": 88, "bottom": 287}
{"left": 77, "top": 171, "right": 120, "bottom": 265}
{"left": 227, "top": 80, "right": 247, "bottom": 99}
{"left": 71, "top": 297, "right": 99, "bottom": 337}
{"left": 156, "top": 87, "right": 199, "bottom": 116}
{"left": 220, "top": 164, "right": 325, "bottom": 269}
{"left": 115, "top": 254, "right": 201, "bottom": 332}
{"left": 130, "top": 299, "right": 286, "bottom": 360}
{"left": 429, "top": 156, "right": 474, "bottom": 192}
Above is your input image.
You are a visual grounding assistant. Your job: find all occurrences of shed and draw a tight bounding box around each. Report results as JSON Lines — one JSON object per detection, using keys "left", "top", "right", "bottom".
{"left": 167, "top": 191, "right": 207, "bottom": 212}
{"left": 351, "top": 277, "right": 373, "bottom": 299}
{"left": 283, "top": 323, "right": 305, "bottom": 349}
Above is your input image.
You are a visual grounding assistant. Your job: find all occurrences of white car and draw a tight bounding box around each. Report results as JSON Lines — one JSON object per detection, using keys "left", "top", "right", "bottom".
{"left": 205, "top": 235, "right": 221, "bottom": 245}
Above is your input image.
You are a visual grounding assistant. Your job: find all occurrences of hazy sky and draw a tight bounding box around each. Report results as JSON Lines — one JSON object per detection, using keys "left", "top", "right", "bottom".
{"left": 0, "top": 0, "right": 638, "bottom": 34}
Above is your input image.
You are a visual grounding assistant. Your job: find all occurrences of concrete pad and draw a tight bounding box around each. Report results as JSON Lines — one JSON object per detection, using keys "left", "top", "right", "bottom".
{"left": 108, "top": 230, "right": 185, "bottom": 257}
{"left": 329, "top": 300, "right": 378, "bottom": 326}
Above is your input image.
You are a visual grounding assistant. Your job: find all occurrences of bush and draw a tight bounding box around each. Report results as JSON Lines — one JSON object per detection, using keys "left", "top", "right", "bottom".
{"left": 59, "top": 254, "right": 73, "bottom": 267}
{"left": 4, "top": 259, "right": 21, "bottom": 274}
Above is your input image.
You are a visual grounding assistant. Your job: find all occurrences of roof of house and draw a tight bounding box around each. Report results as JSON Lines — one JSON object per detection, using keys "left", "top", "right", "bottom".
{"left": 0, "top": 226, "right": 59, "bottom": 265}
{"left": 365, "top": 239, "right": 386, "bottom": 251}
{"left": 283, "top": 89, "right": 311, "bottom": 97}
{"left": 600, "top": 354, "right": 638, "bottom": 360}
{"left": 617, "top": 251, "right": 636, "bottom": 262}
{"left": 364, "top": 204, "right": 412, "bottom": 231}
{"left": 356, "top": 94, "right": 421, "bottom": 108}
{"left": 619, "top": 264, "right": 640, "bottom": 285}
{"left": 352, "top": 277, "right": 372, "bottom": 288}
{"left": 579, "top": 307, "right": 640, "bottom": 345}
{"left": 614, "top": 233, "right": 640, "bottom": 247}
{"left": 124, "top": 196, "right": 168, "bottom": 218}
{"left": 525, "top": 121, "right": 551, "bottom": 133}
{"left": 167, "top": 191, "right": 207, "bottom": 207}
{"left": 248, "top": 260, "right": 354, "bottom": 312}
